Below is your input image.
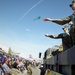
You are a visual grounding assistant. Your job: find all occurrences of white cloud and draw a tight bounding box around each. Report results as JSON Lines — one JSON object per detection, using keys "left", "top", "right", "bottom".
{"left": 26, "top": 29, "right": 31, "bottom": 32}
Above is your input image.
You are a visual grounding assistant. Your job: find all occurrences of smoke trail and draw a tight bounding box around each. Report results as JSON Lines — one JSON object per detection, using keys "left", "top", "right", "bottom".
{"left": 18, "top": 0, "right": 44, "bottom": 21}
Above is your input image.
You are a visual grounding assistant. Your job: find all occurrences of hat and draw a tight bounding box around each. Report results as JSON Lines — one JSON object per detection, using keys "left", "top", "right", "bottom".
{"left": 62, "top": 26, "right": 68, "bottom": 30}
{"left": 68, "top": 21, "right": 73, "bottom": 25}
{"left": 69, "top": 1, "right": 75, "bottom": 7}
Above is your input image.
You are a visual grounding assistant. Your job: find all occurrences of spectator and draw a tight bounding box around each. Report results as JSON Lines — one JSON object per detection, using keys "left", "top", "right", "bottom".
{"left": 27, "top": 62, "right": 32, "bottom": 75}
{"left": 2, "top": 57, "right": 11, "bottom": 75}
{"left": 0, "top": 61, "right": 5, "bottom": 75}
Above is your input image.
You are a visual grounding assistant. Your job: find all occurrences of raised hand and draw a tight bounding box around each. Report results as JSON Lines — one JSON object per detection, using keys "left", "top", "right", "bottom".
{"left": 43, "top": 18, "right": 52, "bottom": 22}
{"left": 45, "top": 34, "right": 50, "bottom": 37}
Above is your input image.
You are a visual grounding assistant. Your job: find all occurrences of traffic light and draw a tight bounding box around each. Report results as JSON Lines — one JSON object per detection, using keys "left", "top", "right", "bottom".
{"left": 39, "top": 52, "right": 41, "bottom": 58}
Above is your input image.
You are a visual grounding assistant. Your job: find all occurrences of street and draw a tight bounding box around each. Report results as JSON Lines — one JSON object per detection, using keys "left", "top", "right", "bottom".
{"left": 32, "top": 67, "right": 40, "bottom": 75}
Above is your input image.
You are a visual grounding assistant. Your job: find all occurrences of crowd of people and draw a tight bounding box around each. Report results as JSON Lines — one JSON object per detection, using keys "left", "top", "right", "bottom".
{"left": 0, "top": 54, "right": 38, "bottom": 75}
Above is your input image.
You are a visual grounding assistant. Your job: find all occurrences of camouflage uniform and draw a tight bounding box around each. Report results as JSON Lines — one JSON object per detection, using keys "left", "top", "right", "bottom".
{"left": 51, "top": 14, "right": 75, "bottom": 46}
{"left": 46, "top": 31, "right": 72, "bottom": 51}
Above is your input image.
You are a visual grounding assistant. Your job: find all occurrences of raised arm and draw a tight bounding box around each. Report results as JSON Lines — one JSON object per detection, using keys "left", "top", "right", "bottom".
{"left": 43, "top": 16, "right": 71, "bottom": 25}
{"left": 45, "top": 34, "right": 63, "bottom": 39}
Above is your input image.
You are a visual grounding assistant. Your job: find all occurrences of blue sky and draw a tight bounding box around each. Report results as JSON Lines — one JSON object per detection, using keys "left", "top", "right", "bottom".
{"left": 0, "top": 0, "right": 73, "bottom": 58}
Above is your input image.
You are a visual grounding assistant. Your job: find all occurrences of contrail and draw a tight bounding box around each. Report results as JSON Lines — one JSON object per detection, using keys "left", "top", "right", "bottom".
{"left": 18, "top": 0, "right": 44, "bottom": 21}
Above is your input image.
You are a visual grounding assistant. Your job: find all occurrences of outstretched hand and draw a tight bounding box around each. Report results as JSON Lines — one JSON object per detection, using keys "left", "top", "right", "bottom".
{"left": 43, "top": 18, "right": 52, "bottom": 22}
{"left": 45, "top": 34, "right": 50, "bottom": 37}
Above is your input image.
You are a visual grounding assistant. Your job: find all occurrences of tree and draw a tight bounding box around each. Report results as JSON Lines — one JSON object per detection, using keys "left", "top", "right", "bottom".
{"left": 8, "top": 47, "right": 12, "bottom": 55}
